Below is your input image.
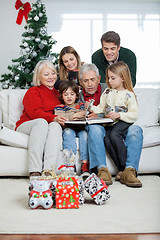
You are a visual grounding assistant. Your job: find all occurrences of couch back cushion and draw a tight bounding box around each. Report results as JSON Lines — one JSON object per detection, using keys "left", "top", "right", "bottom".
{"left": 0, "top": 88, "right": 160, "bottom": 129}
{"left": 134, "top": 88, "right": 160, "bottom": 127}
{"left": 0, "top": 89, "right": 27, "bottom": 130}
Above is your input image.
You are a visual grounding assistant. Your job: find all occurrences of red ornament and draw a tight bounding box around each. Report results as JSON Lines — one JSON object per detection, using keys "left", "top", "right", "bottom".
{"left": 15, "top": 0, "right": 31, "bottom": 25}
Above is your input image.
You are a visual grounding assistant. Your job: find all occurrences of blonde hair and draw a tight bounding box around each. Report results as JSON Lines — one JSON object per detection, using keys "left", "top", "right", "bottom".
{"left": 106, "top": 61, "right": 134, "bottom": 94}
{"left": 33, "top": 60, "right": 57, "bottom": 86}
{"left": 59, "top": 46, "right": 81, "bottom": 80}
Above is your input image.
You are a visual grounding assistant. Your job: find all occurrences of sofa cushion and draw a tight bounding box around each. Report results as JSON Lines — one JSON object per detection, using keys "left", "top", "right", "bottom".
{"left": 0, "top": 89, "right": 27, "bottom": 130}
{"left": 0, "top": 126, "right": 28, "bottom": 149}
{"left": 8, "top": 90, "right": 26, "bottom": 129}
{"left": 0, "top": 90, "right": 10, "bottom": 128}
{"left": 142, "top": 126, "right": 160, "bottom": 148}
{"left": 134, "top": 88, "right": 160, "bottom": 127}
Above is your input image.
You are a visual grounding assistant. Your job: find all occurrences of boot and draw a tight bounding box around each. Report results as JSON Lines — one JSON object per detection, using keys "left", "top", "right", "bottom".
{"left": 115, "top": 171, "right": 123, "bottom": 181}
{"left": 120, "top": 168, "right": 142, "bottom": 187}
{"left": 97, "top": 167, "right": 113, "bottom": 185}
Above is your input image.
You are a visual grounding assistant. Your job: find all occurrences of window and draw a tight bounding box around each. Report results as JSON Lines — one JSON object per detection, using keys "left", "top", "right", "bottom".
{"left": 46, "top": 1, "right": 160, "bottom": 88}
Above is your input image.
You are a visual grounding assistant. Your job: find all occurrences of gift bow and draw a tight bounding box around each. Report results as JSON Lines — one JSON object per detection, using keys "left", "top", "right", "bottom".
{"left": 15, "top": 0, "right": 31, "bottom": 25}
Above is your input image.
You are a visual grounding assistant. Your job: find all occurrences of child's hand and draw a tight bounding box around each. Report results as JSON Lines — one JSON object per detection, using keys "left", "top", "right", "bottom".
{"left": 72, "top": 111, "right": 85, "bottom": 120}
{"left": 105, "top": 112, "right": 120, "bottom": 120}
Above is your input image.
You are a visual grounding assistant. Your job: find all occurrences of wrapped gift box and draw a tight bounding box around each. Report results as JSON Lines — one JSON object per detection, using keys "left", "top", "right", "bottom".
{"left": 56, "top": 177, "right": 79, "bottom": 209}
{"left": 84, "top": 173, "right": 110, "bottom": 205}
{"left": 28, "top": 179, "right": 53, "bottom": 209}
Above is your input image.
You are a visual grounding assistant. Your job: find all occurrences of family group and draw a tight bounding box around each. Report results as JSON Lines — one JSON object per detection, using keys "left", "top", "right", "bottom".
{"left": 15, "top": 31, "right": 143, "bottom": 188}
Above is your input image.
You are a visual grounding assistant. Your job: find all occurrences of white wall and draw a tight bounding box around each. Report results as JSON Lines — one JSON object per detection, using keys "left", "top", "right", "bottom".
{"left": 0, "top": 0, "right": 160, "bottom": 89}
{"left": 0, "top": 0, "right": 34, "bottom": 89}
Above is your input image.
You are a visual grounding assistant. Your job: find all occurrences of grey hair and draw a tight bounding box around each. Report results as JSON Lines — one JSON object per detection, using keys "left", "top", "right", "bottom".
{"left": 33, "top": 60, "right": 57, "bottom": 86}
{"left": 79, "top": 63, "right": 99, "bottom": 79}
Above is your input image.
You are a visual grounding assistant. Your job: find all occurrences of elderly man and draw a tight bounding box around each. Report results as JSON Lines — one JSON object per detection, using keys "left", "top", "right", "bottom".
{"left": 79, "top": 63, "right": 143, "bottom": 187}
{"left": 92, "top": 31, "right": 137, "bottom": 86}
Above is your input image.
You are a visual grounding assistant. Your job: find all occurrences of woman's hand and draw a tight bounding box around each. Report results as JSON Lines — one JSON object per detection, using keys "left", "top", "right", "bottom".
{"left": 105, "top": 112, "right": 120, "bottom": 120}
{"left": 54, "top": 116, "right": 67, "bottom": 126}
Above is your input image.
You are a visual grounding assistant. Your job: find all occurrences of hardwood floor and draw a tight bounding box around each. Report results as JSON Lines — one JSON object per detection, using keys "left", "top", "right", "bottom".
{"left": 0, "top": 234, "right": 160, "bottom": 240}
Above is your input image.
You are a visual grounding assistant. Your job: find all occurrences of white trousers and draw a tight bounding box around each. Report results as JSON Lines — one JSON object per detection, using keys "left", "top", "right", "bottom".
{"left": 17, "top": 118, "right": 62, "bottom": 173}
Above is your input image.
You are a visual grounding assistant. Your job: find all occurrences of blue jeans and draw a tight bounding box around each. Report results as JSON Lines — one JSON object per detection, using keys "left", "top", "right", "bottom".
{"left": 63, "top": 128, "right": 89, "bottom": 161}
{"left": 125, "top": 125, "right": 143, "bottom": 172}
{"left": 86, "top": 124, "right": 143, "bottom": 172}
{"left": 86, "top": 124, "right": 107, "bottom": 169}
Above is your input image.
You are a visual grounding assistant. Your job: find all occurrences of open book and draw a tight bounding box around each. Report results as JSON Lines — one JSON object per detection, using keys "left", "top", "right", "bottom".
{"left": 65, "top": 99, "right": 113, "bottom": 125}
{"left": 65, "top": 117, "right": 113, "bottom": 125}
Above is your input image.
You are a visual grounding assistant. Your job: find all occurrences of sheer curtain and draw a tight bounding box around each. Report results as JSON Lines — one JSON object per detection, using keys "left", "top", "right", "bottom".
{"left": 46, "top": 1, "right": 160, "bottom": 88}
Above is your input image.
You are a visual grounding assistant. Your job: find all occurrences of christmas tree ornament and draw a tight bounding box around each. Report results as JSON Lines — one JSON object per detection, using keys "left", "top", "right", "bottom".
{"left": 35, "top": 37, "right": 40, "bottom": 42}
{"left": 42, "top": 40, "right": 47, "bottom": 45}
{"left": 32, "top": 51, "right": 37, "bottom": 57}
{"left": 15, "top": 0, "right": 31, "bottom": 25}
{"left": 2, "top": 83, "right": 9, "bottom": 89}
{"left": 34, "top": 15, "right": 39, "bottom": 21}
{"left": 25, "top": 47, "right": 30, "bottom": 52}
{"left": 39, "top": 43, "right": 44, "bottom": 49}
{"left": 28, "top": 28, "right": 34, "bottom": 33}
{"left": 24, "top": 68, "right": 30, "bottom": 73}
{"left": 39, "top": 12, "right": 43, "bottom": 17}
{"left": 23, "top": 42, "right": 28, "bottom": 47}
{"left": 40, "top": 28, "right": 47, "bottom": 35}
{"left": 15, "top": 76, "right": 19, "bottom": 80}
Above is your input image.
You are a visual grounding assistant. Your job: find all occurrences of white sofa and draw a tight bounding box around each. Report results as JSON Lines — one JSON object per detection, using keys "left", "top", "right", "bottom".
{"left": 0, "top": 88, "right": 160, "bottom": 177}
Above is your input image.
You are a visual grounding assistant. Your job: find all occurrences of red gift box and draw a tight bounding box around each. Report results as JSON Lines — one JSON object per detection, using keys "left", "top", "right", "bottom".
{"left": 56, "top": 177, "right": 79, "bottom": 209}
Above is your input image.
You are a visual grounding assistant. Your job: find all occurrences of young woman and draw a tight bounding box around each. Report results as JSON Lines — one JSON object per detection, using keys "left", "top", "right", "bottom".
{"left": 16, "top": 60, "right": 67, "bottom": 178}
{"left": 91, "top": 61, "right": 138, "bottom": 175}
{"left": 54, "top": 46, "right": 82, "bottom": 89}
{"left": 54, "top": 80, "right": 90, "bottom": 177}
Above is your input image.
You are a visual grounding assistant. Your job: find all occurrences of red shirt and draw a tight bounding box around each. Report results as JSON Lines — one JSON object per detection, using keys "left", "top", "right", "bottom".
{"left": 15, "top": 84, "right": 60, "bottom": 130}
{"left": 82, "top": 84, "right": 101, "bottom": 106}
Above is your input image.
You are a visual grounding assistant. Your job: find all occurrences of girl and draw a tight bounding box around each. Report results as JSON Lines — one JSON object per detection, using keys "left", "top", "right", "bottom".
{"left": 91, "top": 61, "right": 138, "bottom": 176}
{"left": 54, "top": 80, "right": 90, "bottom": 177}
{"left": 54, "top": 46, "right": 82, "bottom": 89}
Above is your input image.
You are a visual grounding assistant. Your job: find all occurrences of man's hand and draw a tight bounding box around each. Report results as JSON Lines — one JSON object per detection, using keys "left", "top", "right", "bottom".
{"left": 105, "top": 112, "right": 120, "bottom": 120}
{"left": 87, "top": 110, "right": 98, "bottom": 119}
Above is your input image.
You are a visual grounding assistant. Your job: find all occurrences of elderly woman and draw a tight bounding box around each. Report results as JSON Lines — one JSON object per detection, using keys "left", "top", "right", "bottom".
{"left": 16, "top": 60, "right": 67, "bottom": 177}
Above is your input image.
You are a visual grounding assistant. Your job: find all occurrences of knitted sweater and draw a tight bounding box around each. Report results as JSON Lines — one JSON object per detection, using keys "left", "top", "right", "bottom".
{"left": 92, "top": 47, "right": 137, "bottom": 87}
{"left": 15, "top": 84, "right": 60, "bottom": 130}
{"left": 54, "top": 103, "right": 85, "bottom": 120}
{"left": 91, "top": 88, "right": 138, "bottom": 123}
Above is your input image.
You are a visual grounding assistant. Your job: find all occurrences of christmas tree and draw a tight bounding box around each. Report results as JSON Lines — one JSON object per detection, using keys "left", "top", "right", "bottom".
{"left": 0, "top": 0, "right": 59, "bottom": 89}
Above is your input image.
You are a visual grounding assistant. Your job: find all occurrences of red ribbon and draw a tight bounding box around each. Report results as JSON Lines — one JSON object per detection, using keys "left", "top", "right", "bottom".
{"left": 91, "top": 179, "right": 108, "bottom": 198}
{"left": 15, "top": 0, "right": 31, "bottom": 25}
{"left": 58, "top": 165, "right": 74, "bottom": 170}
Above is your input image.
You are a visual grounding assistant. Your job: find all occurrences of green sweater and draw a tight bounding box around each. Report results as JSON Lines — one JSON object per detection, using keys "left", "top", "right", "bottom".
{"left": 92, "top": 47, "right": 137, "bottom": 87}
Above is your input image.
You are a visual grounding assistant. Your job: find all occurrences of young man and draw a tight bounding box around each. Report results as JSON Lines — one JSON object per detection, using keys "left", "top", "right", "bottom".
{"left": 92, "top": 31, "right": 137, "bottom": 87}
{"left": 79, "top": 63, "right": 143, "bottom": 187}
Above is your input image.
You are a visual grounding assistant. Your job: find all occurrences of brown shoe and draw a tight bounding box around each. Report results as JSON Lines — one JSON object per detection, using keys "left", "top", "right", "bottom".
{"left": 115, "top": 171, "right": 123, "bottom": 181}
{"left": 97, "top": 167, "right": 113, "bottom": 185}
{"left": 120, "top": 168, "right": 142, "bottom": 188}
